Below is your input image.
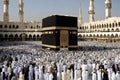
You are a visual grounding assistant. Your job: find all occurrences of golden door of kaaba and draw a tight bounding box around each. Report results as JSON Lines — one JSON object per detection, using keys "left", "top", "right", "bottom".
{"left": 60, "top": 30, "right": 69, "bottom": 47}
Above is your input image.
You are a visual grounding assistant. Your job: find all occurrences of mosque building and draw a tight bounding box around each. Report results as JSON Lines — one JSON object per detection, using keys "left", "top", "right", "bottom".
{"left": 0, "top": 0, "right": 42, "bottom": 41}
{"left": 1, "top": 0, "right": 120, "bottom": 42}
{"left": 78, "top": 0, "right": 120, "bottom": 42}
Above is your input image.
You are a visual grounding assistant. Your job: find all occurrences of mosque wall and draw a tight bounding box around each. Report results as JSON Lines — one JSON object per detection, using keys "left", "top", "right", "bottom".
{"left": 78, "top": 17, "right": 120, "bottom": 42}
{"left": 0, "top": 21, "right": 42, "bottom": 41}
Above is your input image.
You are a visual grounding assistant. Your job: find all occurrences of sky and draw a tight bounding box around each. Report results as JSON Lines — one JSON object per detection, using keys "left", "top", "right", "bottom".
{"left": 0, "top": 0, "right": 120, "bottom": 22}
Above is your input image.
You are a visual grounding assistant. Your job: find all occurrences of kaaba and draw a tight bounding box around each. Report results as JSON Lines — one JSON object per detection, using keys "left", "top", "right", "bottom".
{"left": 41, "top": 15, "right": 78, "bottom": 50}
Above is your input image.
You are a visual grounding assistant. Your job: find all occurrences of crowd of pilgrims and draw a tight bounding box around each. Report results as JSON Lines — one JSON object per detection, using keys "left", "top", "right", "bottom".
{"left": 0, "top": 41, "right": 120, "bottom": 80}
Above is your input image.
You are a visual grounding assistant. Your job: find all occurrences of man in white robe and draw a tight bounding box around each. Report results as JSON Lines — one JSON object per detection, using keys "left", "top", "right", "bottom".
{"left": 49, "top": 73, "right": 53, "bottom": 80}
{"left": 88, "top": 61, "right": 92, "bottom": 80}
{"left": 66, "top": 69, "right": 71, "bottom": 80}
{"left": 111, "top": 70, "right": 117, "bottom": 80}
{"left": 18, "top": 72, "right": 24, "bottom": 80}
{"left": 39, "top": 65, "right": 45, "bottom": 80}
{"left": 48, "top": 66, "right": 54, "bottom": 80}
{"left": 74, "top": 68, "right": 78, "bottom": 80}
{"left": 92, "top": 69, "right": 97, "bottom": 80}
{"left": 81, "top": 60, "right": 88, "bottom": 80}
{"left": 61, "top": 70, "right": 67, "bottom": 80}
{"left": 116, "top": 71, "right": 120, "bottom": 80}
{"left": 77, "top": 61, "right": 82, "bottom": 80}
{"left": 107, "top": 67, "right": 112, "bottom": 80}
{"left": 29, "top": 65, "right": 34, "bottom": 80}
{"left": 57, "top": 62, "right": 62, "bottom": 80}
{"left": 13, "top": 67, "right": 18, "bottom": 80}
{"left": 34, "top": 66, "right": 39, "bottom": 80}
{"left": 7, "top": 66, "right": 12, "bottom": 80}
{"left": 97, "top": 69, "right": 102, "bottom": 80}
{"left": 2, "top": 66, "right": 7, "bottom": 79}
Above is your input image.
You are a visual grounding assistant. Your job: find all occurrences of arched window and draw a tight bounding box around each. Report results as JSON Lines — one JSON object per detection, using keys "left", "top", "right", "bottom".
{"left": 107, "top": 29, "right": 110, "bottom": 32}
{"left": 112, "top": 23, "right": 114, "bottom": 27}
{"left": 13, "top": 25, "right": 15, "bottom": 28}
{"left": 119, "top": 22, "right": 120, "bottom": 26}
{"left": 37, "top": 35, "right": 39, "bottom": 38}
{"left": 100, "top": 34, "right": 102, "bottom": 37}
{"left": 111, "top": 34, "right": 114, "bottom": 37}
{"left": 116, "top": 23, "right": 117, "bottom": 27}
{"left": 31, "top": 26, "right": 33, "bottom": 29}
{"left": 9, "top": 34, "right": 13, "bottom": 38}
{"left": 107, "top": 24, "right": 108, "bottom": 28}
{"left": 0, "top": 25, "right": 2, "bottom": 28}
{"left": 98, "top": 25, "right": 99, "bottom": 28}
{"left": 33, "top": 35, "right": 36, "bottom": 38}
{"left": 107, "top": 34, "right": 110, "bottom": 37}
{"left": 109, "top": 23, "right": 111, "bottom": 28}
{"left": 99, "top": 25, "right": 101, "bottom": 28}
{"left": 5, "top": 34, "right": 8, "bottom": 38}
{"left": 16, "top": 25, "right": 19, "bottom": 29}
{"left": 90, "top": 25, "right": 92, "bottom": 28}
{"left": 97, "top": 34, "right": 99, "bottom": 37}
{"left": 9, "top": 25, "right": 11, "bottom": 28}
{"left": 104, "top": 34, "right": 106, "bottom": 37}
{"left": 0, "top": 34, "right": 3, "bottom": 38}
{"left": 104, "top": 24, "right": 106, "bottom": 28}
{"left": 111, "top": 28, "right": 114, "bottom": 31}
{"left": 86, "top": 34, "right": 88, "bottom": 37}
{"left": 115, "top": 34, "right": 118, "bottom": 37}
{"left": 80, "top": 27, "right": 82, "bottom": 29}
{"left": 4, "top": 25, "right": 7, "bottom": 28}
{"left": 83, "top": 34, "right": 85, "bottom": 37}
{"left": 93, "top": 34, "right": 95, "bottom": 37}
{"left": 79, "top": 35, "right": 82, "bottom": 37}
{"left": 90, "top": 34, "right": 92, "bottom": 37}
{"left": 116, "top": 28, "right": 119, "bottom": 31}
{"left": 15, "top": 34, "right": 18, "bottom": 38}
{"left": 37, "top": 25, "right": 39, "bottom": 28}
{"left": 29, "top": 34, "right": 32, "bottom": 38}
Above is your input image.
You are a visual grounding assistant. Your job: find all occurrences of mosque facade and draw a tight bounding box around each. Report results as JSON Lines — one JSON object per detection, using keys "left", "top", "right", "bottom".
{"left": 1, "top": 0, "right": 120, "bottom": 42}
{"left": 0, "top": 0, "right": 42, "bottom": 41}
{"left": 78, "top": 0, "right": 120, "bottom": 42}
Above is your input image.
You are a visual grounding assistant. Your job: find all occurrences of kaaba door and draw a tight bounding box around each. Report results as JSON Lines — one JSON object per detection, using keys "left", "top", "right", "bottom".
{"left": 60, "top": 30, "right": 68, "bottom": 47}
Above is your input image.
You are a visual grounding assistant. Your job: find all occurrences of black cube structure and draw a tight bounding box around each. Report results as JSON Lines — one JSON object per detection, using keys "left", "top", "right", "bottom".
{"left": 42, "top": 15, "right": 78, "bottom": 50}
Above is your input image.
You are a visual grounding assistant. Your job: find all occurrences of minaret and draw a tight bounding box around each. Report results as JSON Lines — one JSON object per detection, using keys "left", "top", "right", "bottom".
{"left": 79, "top": 8, "right": 82, "bottom": 25}
{"left": 3, "top": 0, "right": 9, "bottom": 22}
{"left": 89, "top": 0, "right": 95, "bottom": 22}
{"left": 105, "top": 0, "right": 112, "bottom": 19}
{"left": 78, "top": 0, "right": 82, "bottom": 26}
{"left": 19, "top": 0, "right": 24, "bottom": 22}
{"left": 78, "top": 0, "right": 82, "bottom": 27}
